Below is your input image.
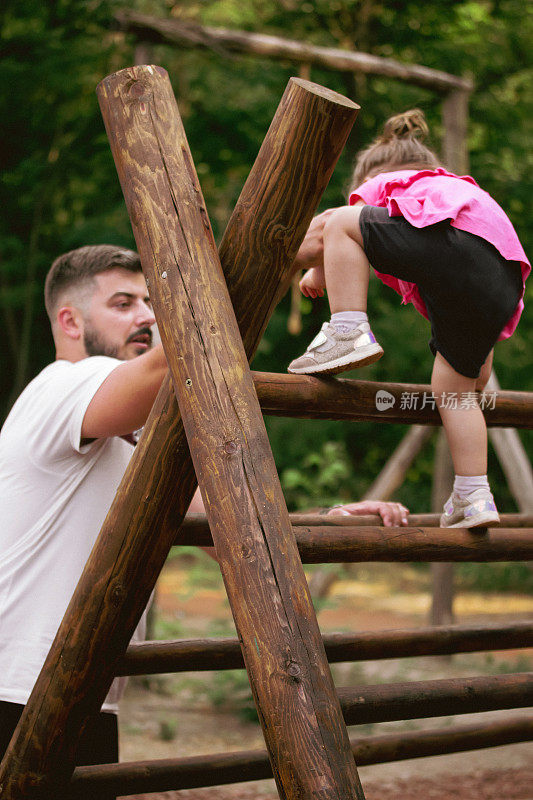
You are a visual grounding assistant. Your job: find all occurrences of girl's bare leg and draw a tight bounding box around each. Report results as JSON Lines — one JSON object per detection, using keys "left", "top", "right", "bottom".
{"left": 431, "top": 352, "right": 488, "bottom": 476}
{"left": 287, "top": 204, "right": 383, "bottom": 375}
{"left": 323, "top": 205, "right": 370, "bottom": 313}
{"left": 475, "top": 349, "right": 494, "bottom": 392}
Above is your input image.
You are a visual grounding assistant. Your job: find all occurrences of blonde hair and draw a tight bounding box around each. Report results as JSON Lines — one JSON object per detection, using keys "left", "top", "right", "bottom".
{"left": 349, "top": 109, "right": 441, "bottom": 193}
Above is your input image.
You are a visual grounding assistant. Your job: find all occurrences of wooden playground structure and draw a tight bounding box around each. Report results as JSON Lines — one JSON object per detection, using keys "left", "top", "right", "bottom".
{"left": 0, "top": 41, "right": 532, "bottom": 800}
{"left": 116, "top": 8, "right": 533, "bottom": 623}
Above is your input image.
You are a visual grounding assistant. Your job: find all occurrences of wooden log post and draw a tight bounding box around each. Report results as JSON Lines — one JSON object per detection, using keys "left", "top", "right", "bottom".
{"left": 104, "top": 68, "right": 363, "bottom": 800}
{"left": 432, "top": 85, "right": 471, "bottom": 627}
{"left": 0, "top": 70, "right": 360, "bottom": 799}
{"left": 486, "top": 372, "right": 533, "bottom": 513}
{"left": 442, "top": 87, "right": 471, "bottom": 176}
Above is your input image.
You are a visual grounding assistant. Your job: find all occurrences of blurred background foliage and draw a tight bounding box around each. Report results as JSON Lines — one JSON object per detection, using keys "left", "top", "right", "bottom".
{"left": 1, "top": 0, "right": 531, "bottom": 514}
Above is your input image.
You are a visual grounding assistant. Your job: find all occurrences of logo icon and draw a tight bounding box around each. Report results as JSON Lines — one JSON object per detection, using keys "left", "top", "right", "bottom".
{"left": 375, "top": 390, "right": 396, "bottom": 411}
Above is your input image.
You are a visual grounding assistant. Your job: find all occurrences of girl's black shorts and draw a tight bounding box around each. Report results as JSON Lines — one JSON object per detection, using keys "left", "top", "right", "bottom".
{"left": 359, "top": 205, "right": 523, "bottom": 378}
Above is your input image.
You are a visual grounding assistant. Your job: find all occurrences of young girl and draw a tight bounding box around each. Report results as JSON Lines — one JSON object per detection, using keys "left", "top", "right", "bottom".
{"left": 288, "top": 110, "right": 530, "bottom": 528}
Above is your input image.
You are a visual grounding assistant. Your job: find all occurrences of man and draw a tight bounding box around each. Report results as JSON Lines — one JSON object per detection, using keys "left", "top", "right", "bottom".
{"left": 0, "top": 240, "right": 408, "bottom": 782}
{"left": 0, "top": 245, "right": 173, "bottom": 784}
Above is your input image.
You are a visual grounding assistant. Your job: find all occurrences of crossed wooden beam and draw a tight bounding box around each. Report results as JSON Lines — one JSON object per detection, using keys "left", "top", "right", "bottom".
{"left": 0, "top": 68, "right": 366, "bottom": 799}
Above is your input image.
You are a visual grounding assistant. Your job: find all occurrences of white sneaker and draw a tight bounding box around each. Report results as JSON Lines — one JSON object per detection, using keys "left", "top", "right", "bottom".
{"left": 288, "top": 322, "right": 384, "bottom": 375}
{"left": 440, "top": 488, "right": 500, "bottom": 528}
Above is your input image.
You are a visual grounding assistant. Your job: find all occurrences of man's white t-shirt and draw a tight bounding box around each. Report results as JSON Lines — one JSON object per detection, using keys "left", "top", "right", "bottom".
{"left": 0, "top": 356, "right": 144, "bottom": 712}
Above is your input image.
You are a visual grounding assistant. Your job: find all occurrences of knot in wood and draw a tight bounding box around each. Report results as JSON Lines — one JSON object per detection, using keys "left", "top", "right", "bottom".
{"left": 223, "top": 440, "right": 238, "bottom": 455}
{"left": 266, "top": 220, "right": 289, "bottom": 243}
{"left": 126, "top": 79, "right": 153, "bottom": 105}
{"left": 241, "top": 538, "right": 254, "bottom": 559}
{"left": 110, "top": 583, "right": 127, "bottom": 605}
{"left": 286, "top": 660, "right": 302, "bottom": 679}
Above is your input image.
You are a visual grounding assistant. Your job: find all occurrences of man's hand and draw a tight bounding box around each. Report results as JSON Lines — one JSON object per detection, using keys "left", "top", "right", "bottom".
{"left": 327, "top": 500, "right": 409, "bottom": 527}
{"left": 299, "top": 267, "right": 326, "bottom": 299}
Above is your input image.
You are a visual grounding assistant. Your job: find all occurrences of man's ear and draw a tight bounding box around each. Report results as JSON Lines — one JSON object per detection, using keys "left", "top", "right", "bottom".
{"left": 57, "top": 306, "right": 84, "bottom": 340}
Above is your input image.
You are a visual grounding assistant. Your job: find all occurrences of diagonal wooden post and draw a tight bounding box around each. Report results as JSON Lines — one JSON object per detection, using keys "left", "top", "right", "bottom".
{"left": 0, "top": 68, "right": 360, "bottom": 799}
{"left": 101, "top": 69, "right": 364, "bottom": 798}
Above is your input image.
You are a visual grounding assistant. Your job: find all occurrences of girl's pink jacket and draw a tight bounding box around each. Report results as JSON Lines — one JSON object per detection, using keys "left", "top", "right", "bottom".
{"left": 350, "top": 168, "right": 530, "bottom": 339}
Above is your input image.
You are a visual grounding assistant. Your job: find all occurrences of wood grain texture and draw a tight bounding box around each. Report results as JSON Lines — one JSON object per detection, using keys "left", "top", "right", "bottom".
{"left": 0, "top": 69, "right": 359, "bottom": 799}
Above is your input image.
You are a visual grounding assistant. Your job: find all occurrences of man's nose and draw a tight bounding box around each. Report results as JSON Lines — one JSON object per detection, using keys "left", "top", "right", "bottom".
{"left": 136, "top": 301, "right": 156, "bottom": 328}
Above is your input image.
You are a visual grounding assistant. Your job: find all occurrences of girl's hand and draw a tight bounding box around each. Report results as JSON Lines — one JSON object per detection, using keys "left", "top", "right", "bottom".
{"left": 300, "top": 267, "right": 326, "bottom": 299}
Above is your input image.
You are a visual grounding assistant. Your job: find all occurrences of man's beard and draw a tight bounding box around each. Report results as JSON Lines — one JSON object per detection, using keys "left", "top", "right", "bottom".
{"left": 83, "top": 323, "right": 153, "bottom": 360}
{"left": 83, "top": 325, "right": 121, "bottom": 359}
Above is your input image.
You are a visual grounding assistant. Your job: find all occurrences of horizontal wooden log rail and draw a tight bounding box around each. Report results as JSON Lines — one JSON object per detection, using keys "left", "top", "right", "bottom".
{"left": 175, "top": 524, "right": 533, "bottom": 562}
{"left": 286, "top": 512, "right": 533, "bottom": 527}
{"left": 114, "top": 9, "right": 474, "bottom": 93}
{"left": 180, "top": 511, "right": 533, "bottom": 532}
{"left": 118, "top": 621, "right": 533, "bottom": 676}
{"left": 350, "top": 714, "right": 533, "bottom": 765}
{"left": 339, "top": 672, "right": 533, "bottom": 725}
{"left": 252, "top": 372, "right": 533, "bottom": 429}
{"left": 71, "top": 714, "right": 533, "bottom": 794}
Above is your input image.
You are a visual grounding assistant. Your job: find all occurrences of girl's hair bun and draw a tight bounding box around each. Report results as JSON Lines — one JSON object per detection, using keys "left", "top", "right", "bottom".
{"left": 380, "top": 109, "right": 429, "bottom": 143}
{"left": 348, "top": 107, "right": 440, "bottom": 191}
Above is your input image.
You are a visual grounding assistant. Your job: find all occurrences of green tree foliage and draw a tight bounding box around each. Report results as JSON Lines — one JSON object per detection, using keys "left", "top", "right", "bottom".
{"left": 0, "top": 0, "right": 136, "bottom": 409}
{"left": 1, "top": 0, "right": 530, "bottom": 511}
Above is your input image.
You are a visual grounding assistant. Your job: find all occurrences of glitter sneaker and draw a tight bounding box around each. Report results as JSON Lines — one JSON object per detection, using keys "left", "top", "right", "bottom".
{"left": 288, "top": 322, "right": 384, "bottom": 375}
{"left": 440, "top": 488, "right": 500, "bottom": 529}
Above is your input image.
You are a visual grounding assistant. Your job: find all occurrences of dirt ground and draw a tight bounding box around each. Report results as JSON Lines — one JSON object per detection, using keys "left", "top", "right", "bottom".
{"left": 118, "top": 561, "right": 533, "bottom": 799}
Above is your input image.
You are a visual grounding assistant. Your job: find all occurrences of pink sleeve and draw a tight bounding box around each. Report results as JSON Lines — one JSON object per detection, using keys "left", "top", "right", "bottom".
{"left": 349, "top": 176, "right": 387, "bottom": 207}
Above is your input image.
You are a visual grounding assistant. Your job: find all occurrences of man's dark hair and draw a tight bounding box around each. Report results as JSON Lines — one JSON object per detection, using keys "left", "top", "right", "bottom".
{"left": 45, "top": 245, "right": 142, "bottom": 320}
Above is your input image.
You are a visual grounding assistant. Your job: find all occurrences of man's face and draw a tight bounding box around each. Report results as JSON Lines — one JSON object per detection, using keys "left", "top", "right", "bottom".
{"left": 82, "top": 268, "right": 156, "bottom": 361}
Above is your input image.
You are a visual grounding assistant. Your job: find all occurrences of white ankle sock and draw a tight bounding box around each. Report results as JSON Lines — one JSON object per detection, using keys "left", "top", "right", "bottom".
{"left": 454, "top": 474, "right": 490, "bottom": 499}
{"left": 331, "top": 311, "right": 368, "bottom": 333}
